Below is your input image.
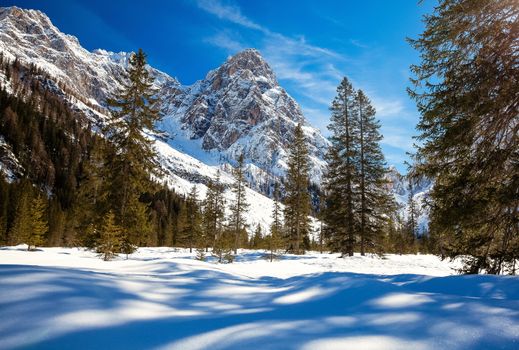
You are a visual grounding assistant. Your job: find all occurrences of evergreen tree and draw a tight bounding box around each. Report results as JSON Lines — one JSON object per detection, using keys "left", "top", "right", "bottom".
{"left": 104, "top": 48, "right": 162, "bottom": 245}
{"left": 74, "top": 140, "right": 108, "bottom": 247}
{"left": 195, "top": 244, "right": 206, "bottom": 261}
{"left": 284, "top": 123, "right": 312, "bottom": 255}
{"left": 96, "top": 210, "right": 122, "bottom": 261}
{"left": 323, "top": 78, "right": 359, "bottom": 256}
{"left": 405, "top": 179, "right": 420, "bottom": 239}
{"left": 229, "top": 154, "right": 249, "bottom": 254}
{"left": 178, "top": 186, "right": 202, "bottom": 253}
{"left": 317, "top": 192, "right": 326, "bottom": 254}
{"left": 27, "top": 194, "right": 48, "bottom": 251}
{"left": 269, "top": 183, "right": 284, "bottom": 261}
{"left": 47, "top": 199, "right": 66, "bottom": 246}
{"left": 0, "top": 177, "right": 9, "bottom": 245}
{"left": 8, "top": 183, "right": 32, "bottom": 246}
{"left": 250, "top": 224, "right": 263, "bottom": 249}
{"left": 355, "top": 90, "right": 394, "bottom": 255}
{"left": 203, "top": 172, "right": 226, "bottom": 253}
{"left": 408, "top": 0, "right": 518, "bottom": 273}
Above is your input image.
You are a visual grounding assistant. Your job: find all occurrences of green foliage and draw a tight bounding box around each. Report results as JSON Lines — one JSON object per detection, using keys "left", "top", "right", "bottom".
{"left": 27, "top": 194, "right": 48, "bottom": 250}
{"left": 323, "top": 79, "right": 395, "bottom": 257}
{"left": 177, "top": 186, "right": 202, "bottom": 253}
{"left": 284, "top": 123, "right": 312, "bottom": 255}
{"left": 268, "top": 183, "right": 285, "bottom": 261}
{"left": 104, "top": 48, "right": 162, "bottom": 245}
{"left": 202, "top": 172, "right": 226, "bottom": 252}
{"left": 355, "top": 90, "right": 395, "bottom": 255}
{"left": 213, "top": 229, "right": 234, "bottom": 264}
{"left": 408, "top": 0, "right": 518, "bottom": 274}
{"left": 96, "top": 210, "right": 122, "bottom": 261}
{"left": 250, "top": 224, "right": 264, "bottom": 249}
{"left": 8, "top": 182, "right": 32, "bottom": 246}
{"left": 229, "top": 154, "right": 250, "bottom": 255}
{"left": 323, "top": 78, "right": 358, "bottom": 256}
{"left": 0, "top": 53, "right": 186, "bottom": 250}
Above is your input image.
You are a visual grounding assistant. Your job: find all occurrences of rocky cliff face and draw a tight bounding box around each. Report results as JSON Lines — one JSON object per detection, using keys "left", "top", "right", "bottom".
{"left": 161, "top": 48, "right": 329, "bottom": 183}
{"left": 0, "top": 7, "right": 181, "bottom": 113}
{"left": 0, "top": 6, "right": 426, "bottom": 229}
{"left": 0, "top": 7, "right": 328, "bottom": 190}
{"left": 386, "top": 166, "right": 432, "bottom": 233}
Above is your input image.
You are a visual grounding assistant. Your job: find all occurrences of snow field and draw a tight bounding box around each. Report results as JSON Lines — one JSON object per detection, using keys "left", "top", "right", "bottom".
{"left": 0, "top": 246, "right": 518, "bottom": 350}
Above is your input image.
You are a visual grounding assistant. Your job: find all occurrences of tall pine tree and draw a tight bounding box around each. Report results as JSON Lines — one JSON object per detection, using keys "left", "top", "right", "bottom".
{"left": 229, "top": 154, "right": 249, "bottom": 255}
{"left": 323, "top": 78, "right": 359, "bottom": 256}
{"left": 356, "top": 90, "right": 394, "bottom": 255}
{"left": 284, "top": 123, "right": 312, "bottom": 255}
{"left": 202, "top": 173, "right": 225, "bottom": 252}
{"left": 269, "top": 183, "right": 284, "bottom": 261}
{"left": 178, "top": 185, "right": 202, "bottom": 253}
{"left": 408, "top": 0, "right": 518, "bottom": 273}
{"left": 27, "top": 194, "right": 48, "bottom": 251}
{"left": 104, "top": 49, "right": 162, "bottom": 246}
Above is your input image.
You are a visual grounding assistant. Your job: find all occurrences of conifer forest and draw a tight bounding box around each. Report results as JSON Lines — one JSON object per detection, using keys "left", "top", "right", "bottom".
{"left": 0, "top": 1, "right": 517, "bottom": 349}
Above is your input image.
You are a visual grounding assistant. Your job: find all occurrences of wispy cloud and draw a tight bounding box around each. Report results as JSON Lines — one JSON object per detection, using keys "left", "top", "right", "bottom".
{"left": 379, "top": 125, "right": 418, "bottom": 153}
{"left": 350, "top": 39, "right": 369, "bottom": 49}
{"left": 195, "top": 0, "right": 263, "bottom": 31}
{"left": 204, "top": 31, "right": 245, "bottom": 52}
{"left": 370, "top": 97, "right": 405, "bottom": 117}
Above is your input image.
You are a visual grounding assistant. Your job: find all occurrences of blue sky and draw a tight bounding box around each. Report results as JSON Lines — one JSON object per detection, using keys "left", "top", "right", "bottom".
{"left": 7, "top": 0, "right": 435, "bottom": 172}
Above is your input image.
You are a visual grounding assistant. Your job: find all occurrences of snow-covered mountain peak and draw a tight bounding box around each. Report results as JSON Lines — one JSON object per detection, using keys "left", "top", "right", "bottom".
{"left": 210, "top": 48, "right": 278, "bottom": 86}
{"left": 1, "top": 6, "right": 82, "bottom": 57}
{"left": 0, "top": 6, "right": 181, "bottom": 111}
{"left": 162, "top": 47, "right": 329, "bottom": 188}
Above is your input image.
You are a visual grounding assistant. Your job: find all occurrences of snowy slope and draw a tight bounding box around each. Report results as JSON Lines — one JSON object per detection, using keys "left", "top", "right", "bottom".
{"left": 1, "top": 246, "right": 518, "bottom": 350}
{"left": 0, "top": 6, "right": 328, "bottom": 190}
{"left": 0, "top": 135, "right": 22, "bottom": 182}
{"left": 0, "top": 6, "right": 289, "bottom": 230}
{"left": 0, "top": 6, "right": 429, "bottom": 232}
{"left": 159, "top": 48, "right": 329, "bottom": 185}
{"left": 153, "top": 138, "right": 278, "bottom": 230}
{"left": 386, "top": 166, "right": 432, "bottom": 233}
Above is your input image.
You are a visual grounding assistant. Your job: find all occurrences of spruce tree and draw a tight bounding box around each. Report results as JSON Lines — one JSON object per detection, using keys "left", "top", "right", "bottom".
{"left": 323, "top": 78, "right": 359, "bottom": 257}
{"left": 406, "top": 179, "right": 419, "bottom": 239}
{"left": 355, "top": 90, "right": 394, "bottom": 255}
{"left": 9, "top": 183, "right": 32, "bottom": 246}
{"left": 203, "top": 174, "right": 225, "bottom": 247}
{"left": 178, "top": 185, "right": 202, "bottom": 253}
{"left": 251, "top": 224, "right": 263, "bottom": 249}
{"left": 74, "top": 140, "right": 108, "bottom": 247}
{"left": 27, "top": 194, "right": 48, "bottom": 251}
{"left": 229, "top": 154, "right": 249, "bottom": 255}
{"left": 284, "top": 123, "right": 312, "bottom": 255}
{"left": 408, "top": 0, "right": 518, "bottom": 273}
{"left": 104, "top": 48, "right": 162, "bottom": 246}
{"left": 0, "top": 177, "right": 9, "bottom": 245}
{"left": 269, "top": 183, "right": 284, "bottom": 261}
{"left": 97, "top": 210, "right": 122, "bottom": 261}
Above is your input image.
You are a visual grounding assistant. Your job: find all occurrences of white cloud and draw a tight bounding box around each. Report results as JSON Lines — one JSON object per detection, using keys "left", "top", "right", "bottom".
{"left": 204, "top": 31, "right": 245, "bottom": 52}
{"left": 371, "top": 97, "right": 405, "bottom": 117}
{"left": 301, "top": 106, "right": 332, "bottom": 132}
{"left": 195, "top": 0, "right": 264, "bottom": 31}
{"left": 379, "top": 126, "right": 415, "bottom": 151}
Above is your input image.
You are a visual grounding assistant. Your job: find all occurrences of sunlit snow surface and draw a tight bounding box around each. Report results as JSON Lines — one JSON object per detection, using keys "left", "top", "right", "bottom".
{"left": 1, "top": 246, "right": 518, "bottom": 350}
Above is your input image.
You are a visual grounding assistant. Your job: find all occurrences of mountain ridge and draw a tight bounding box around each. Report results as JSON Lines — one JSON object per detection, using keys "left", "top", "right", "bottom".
{"left": 0, "top": 6, "right": 431, "bottom": 230}
{"left": 0, "top": 6, "right": 328, "bottom": 190}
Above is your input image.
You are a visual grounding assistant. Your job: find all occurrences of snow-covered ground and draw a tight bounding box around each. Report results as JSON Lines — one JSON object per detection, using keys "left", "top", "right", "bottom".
{"left": 1, "top": 246, "right": 518, "bottom": 350}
